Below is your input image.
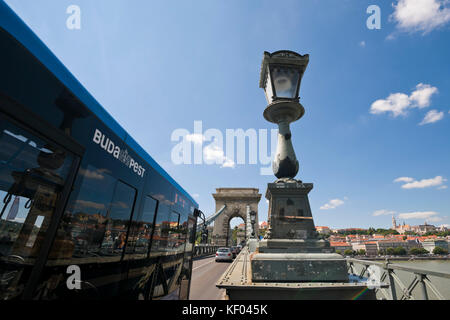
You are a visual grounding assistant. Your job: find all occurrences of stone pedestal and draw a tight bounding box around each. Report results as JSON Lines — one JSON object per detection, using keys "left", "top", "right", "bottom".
{"left": 264, "top": 181, "right": 316, "bottom": 240}
{"left": 251, "top": 253, "right": 349, "bottom": 282}
{"left": 251, "top": 180, "right": 348, "bottom": 283}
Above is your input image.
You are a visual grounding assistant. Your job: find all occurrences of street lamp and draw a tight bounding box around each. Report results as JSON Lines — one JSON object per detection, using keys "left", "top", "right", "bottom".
{"left": 250, "top": 210, "right": 256, "bottom": 238}
{"left": 259, "top": 50, "right": 309, "bottom": 180}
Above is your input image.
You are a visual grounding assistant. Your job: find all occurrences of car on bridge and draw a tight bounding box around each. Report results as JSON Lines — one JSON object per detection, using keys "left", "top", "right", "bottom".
{"left": 230, "top": 246, "right": 239, "bottom": 258}
{"left": 215, "top": 247, "right": 233, "bottom": 262}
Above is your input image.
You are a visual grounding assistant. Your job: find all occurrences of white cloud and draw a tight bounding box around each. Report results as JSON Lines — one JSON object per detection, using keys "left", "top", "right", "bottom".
{"left": 398, "top": 211, "right": 440, "bottom": 220}
{"left": 419, "top": 109, "right": 444, "bottom": 125}
{"left": 394, "top": 177, "right": 414, "bottom": 183}
{"left": 370, "top": 92, "right": 411, "bottom": 117}
{"left": 410, "top": 83, "right": 439, "bottom": 107}
{"left": 373, "top": 209, "right": 397, "bottom": 216}
{"left": 320, "top": 198, "right": 345, "bottom": 210}
{"left": 391, "top": 0, "right": 450, "bottom": 34}
{"left": 428, "top": 216, "right": 444, "bottom": 222}
{"left": 359, "top": 41, "right": 366, "bottom": 47}
{"left": 437, "top": 185, "right": 448, "bottom": 190}
{"left": 398, "top": 176, "right": 446, "bottom": 189}
{"left": 192, "top": 193, "right": 200, "bottom": 199}
{"left": 185, "top": 133, "right": 205, "bottom": 144}
{"left": 203, "top": 144, "right": 235, "bottom": 168}
{"left": 370, "top": 83, "right": 438, "bottom": 117}
{"left": 222, "top": 158, "right": 236, "bottom": 168}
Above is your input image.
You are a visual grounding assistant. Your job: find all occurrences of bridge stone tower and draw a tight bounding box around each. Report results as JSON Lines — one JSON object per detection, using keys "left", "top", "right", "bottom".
{"left": 212, "top": 188, "right": 262, "bottom": 247}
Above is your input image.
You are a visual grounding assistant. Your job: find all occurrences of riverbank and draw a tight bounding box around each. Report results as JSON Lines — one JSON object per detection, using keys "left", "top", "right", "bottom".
{"left": 352, "top": 255, "right": 450, "bottom": 261}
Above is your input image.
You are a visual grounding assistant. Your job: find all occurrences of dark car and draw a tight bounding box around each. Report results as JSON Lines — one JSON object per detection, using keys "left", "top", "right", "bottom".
{"left": 230, "top": 246, "right": 238, "bottom": 258}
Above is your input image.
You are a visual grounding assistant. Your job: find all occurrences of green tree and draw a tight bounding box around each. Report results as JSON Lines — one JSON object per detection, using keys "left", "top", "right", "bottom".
{"left": 386, "top": 247, "right": 395, "bottom": 255}
{"left": 393, "top": 247, "right": 407, "bottom": 255}
{"left": 409, "top": 247, "right": 428, "bottom": 255}
{"left": 343, "top": 249, "right": 353, "bottom": 256}
{"left": 432, "top": 246, "right": 449, "bottom": 255}
{"left": 335, "top": 250, "right": 342, "bottom": 255}
{"left": 357, "top": 249, "right": 366, "bottom": 256}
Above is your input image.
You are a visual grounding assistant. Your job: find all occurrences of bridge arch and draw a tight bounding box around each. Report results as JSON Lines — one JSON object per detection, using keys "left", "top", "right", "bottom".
{"left": 211, "top": 188, "right": 261, "bottom": 247}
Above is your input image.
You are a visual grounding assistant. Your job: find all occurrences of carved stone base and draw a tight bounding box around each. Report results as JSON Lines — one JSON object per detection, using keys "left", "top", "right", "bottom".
{"left": 265, "top": 181, "right": 317, "bottom": 240}
{"left": 251, "top": 253, "right": 349, "bottom": 282}
{"left": 258, "top": 239, "right": 334, "bottom": 254}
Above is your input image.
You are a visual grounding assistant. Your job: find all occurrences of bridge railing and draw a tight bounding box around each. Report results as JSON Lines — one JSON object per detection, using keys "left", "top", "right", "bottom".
{"left": 346, "top": 258, "right": 450, "bottom": 300}
{"left": 193, "top": 245, "right": 220, "bottom": 257}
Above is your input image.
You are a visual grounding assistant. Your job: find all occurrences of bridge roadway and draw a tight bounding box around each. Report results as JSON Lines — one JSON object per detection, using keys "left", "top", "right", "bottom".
{"left": 190, "top": 254, "right": 231, "bottom": 300}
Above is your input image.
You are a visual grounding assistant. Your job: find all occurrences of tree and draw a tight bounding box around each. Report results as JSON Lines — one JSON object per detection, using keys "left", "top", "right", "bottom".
{"left": 335, "top": 250, "right": 342, "bottom": 255}
{"left": 343, "top": 249, "right": 353, "bottom": 256}
{"left": 357, "top": 249, "right": 366, "bottom": 256}
{"left": 409, "top": 247, "right": 428, "bottom": 255}
{"left": 386, "top": 247, "right": 395, "bottom": 255}
{"left": 432, "top": 246, "right": 449, "bottom": 255}
{"left": 393, "top": 247, "right": 407, "bottom": 255}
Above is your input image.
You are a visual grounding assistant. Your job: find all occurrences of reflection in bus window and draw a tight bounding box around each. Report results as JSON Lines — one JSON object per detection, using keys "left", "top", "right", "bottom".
{"left": 0, "top": 116, "right": 74, "bottom": 299}
{"left": 129, "top": 196, "right": 157, "bottom": 256}
{"left": 167, "top": 211, "right": 180, "bottom": 251}
{"left": 99, "top": 181, "right": 136, "bottom": 256}
{"left": 47, "top": 165, "right": 117, "bottom": 261}
{"left": 150, "top": 204, "right": 170, "bottom": 253}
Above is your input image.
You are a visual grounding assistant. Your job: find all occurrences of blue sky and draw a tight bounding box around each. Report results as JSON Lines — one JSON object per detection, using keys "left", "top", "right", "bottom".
{"left": 5, "top": 0, "right": 450, "bottom": 229}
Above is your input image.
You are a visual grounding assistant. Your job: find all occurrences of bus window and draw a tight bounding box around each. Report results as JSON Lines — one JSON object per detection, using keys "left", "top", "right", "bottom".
{"left": 150, "top": 204, "right": 170, "bottom": 253}
{"left": 0, "top": 115, "right": 75, "bottom": 300}
{"left": 129, "top": 196, "right": 157, "bottom": 256}
{"left": 99, "top": 181, "right": 136, "bottom": 256}
{"left": 47, "top": 165, "right": 117, "bottom": 261}
{"left": 167, "top": 211, "right": 180, "bottom": 251}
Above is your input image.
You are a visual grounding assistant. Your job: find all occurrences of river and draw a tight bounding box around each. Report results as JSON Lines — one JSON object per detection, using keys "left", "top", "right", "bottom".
{"left": 352, "top": 259, "right": 450, "bottom": 300}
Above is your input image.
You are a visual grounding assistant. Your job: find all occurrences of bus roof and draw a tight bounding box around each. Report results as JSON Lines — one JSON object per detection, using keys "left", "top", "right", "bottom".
{"left": 0, "top": 1, "right": 198, "bottom": 207}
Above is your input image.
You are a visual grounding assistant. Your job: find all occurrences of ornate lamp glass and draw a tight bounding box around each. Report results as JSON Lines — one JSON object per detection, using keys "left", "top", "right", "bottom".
{"left": 260, "top": 51, "right": 308, "bottom": 105}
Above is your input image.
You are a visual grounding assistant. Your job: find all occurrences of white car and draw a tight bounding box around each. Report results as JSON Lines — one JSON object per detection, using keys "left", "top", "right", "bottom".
{"left": 215, "top": 247, "right": 233, "bottom": 262}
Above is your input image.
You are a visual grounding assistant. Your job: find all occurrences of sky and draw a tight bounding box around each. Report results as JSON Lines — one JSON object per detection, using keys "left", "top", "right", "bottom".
{"left": 4, "top": 0, "right": 450, "bottom": 230}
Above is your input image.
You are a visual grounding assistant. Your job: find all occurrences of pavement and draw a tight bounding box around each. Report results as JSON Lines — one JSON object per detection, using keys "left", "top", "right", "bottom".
{"left": 189, "top": 255, "right": 232, "bottom": 300}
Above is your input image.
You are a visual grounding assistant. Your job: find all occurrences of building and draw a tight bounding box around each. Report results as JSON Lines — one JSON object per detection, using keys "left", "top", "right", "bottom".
{"left": 392, "top": 214, "right": 437, "bottom": 235}
{"left": 422, "top": 239, "right": 448, "bottom": 253}
{"left": 395, "top": 222, "right": 412, "bottom": 234}
{"left": 351, "top": 241, "right": 378, "bottom": 256}
{"left": 259, "top": 221, "right": 268, "bottom": 230}
{"left": 411, "top": 222, "right": 436, "bottom": 235}
{"left": 376, "top": 240, "right": 410, "bottom": 253}
{"left": 330, "top": 241, "right": 352, "bottom": 253}
{"left": 316, "top": 226, "right": 331, "bottom": 235}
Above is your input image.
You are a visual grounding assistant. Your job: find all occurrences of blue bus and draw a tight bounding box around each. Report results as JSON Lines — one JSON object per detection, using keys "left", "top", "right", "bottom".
{"left": 0, "top": 1, "right": 199, "bottom": 300}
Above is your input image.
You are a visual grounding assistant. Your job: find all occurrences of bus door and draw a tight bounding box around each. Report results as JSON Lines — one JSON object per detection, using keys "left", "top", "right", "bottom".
{"left": 0, "top": 111, "right": 80, "bottom": 299}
